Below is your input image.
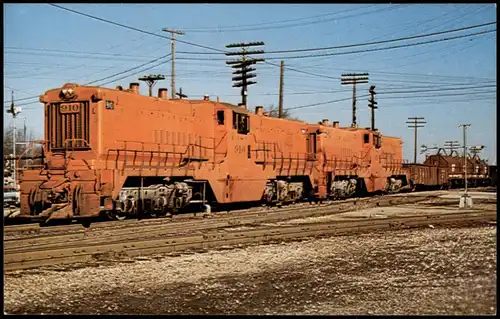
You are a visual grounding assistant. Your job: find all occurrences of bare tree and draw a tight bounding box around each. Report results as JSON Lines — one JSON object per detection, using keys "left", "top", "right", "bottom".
{"left": 4, "top": 125, "right": 42, "bottom": 187}
{"left": 264, "top": 104, "right": 300, "bottom": 121}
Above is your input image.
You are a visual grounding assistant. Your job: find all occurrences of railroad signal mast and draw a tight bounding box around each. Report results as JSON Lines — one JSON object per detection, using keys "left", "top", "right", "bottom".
{"left": 406, "top": 117, "right": 426, "bottom": 164}
{"left": 341, "top": 73, "right": 369, "bottom": 128}
{"left": 6, "top": 91, "right": 22, "bottom": 189}
{"left": 368, "top": 85, "right": 377, "bottom": 131}
{"left": 175, "top": 87, "right": 188, "bottom": 99}
{"left": 225, "top": 41, "right": 265, "bottom": 108}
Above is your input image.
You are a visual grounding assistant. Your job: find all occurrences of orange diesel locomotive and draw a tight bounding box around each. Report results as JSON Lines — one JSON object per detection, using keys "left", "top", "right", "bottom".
{"left": 18, "top": 82, "right": 409, "bottom": 221}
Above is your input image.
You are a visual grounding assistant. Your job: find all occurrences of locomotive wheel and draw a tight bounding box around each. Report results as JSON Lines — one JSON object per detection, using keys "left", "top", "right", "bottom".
{"left": 28, "top": 188, "right": 37, "bottom": 215}
{"left": 72, "top": 185, "right": 82, "bottom": 216}
{"left": 114, "top": 213, "right": 127, "bottom": 221}
{"left": 106, "top": 210, "right": 128, "bottom": 221}
{"left": 28, "top": 187, "right": 45, "bottom": 216}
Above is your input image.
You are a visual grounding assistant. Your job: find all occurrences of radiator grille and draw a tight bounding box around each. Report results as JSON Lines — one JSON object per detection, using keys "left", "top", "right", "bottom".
{"left": 47, "top": 102, "right": 90, "bottom": 150}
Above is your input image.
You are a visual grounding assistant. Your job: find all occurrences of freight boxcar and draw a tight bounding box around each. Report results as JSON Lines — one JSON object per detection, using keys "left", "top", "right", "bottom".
{"left": 489, "top": 165, "right": 497, "bottom": 186}
{"left": 403, "top": 151, "right": 491, "bottom": 190}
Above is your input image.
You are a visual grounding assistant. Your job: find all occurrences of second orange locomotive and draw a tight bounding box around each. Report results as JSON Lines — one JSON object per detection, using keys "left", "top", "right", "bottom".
{"left": 19, "top": 82, "right": 410, "bottom": 221}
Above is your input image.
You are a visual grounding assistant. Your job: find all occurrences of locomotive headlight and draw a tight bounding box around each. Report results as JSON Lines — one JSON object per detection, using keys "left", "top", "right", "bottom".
{"left": 60, "top": 83, "right": 78, "bottom": 100}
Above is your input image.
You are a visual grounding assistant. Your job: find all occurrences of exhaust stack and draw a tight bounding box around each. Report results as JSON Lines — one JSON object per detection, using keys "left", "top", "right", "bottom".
{"left": 158, "top": 88, "right": 169, "bottom": 100}
{"left": 255, "top": 106, "right": 263, "bottom": 116}
{"left": 129, "top": 83, "right": 140, "bottom": 94}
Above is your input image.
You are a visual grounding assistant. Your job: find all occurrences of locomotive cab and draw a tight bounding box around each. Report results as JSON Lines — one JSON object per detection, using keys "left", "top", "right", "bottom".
{"left": 19, "top": 83, "right": 105, "bottom": 220}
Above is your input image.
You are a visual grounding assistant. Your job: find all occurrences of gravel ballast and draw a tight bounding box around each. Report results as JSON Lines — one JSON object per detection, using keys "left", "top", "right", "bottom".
{"left": 4, "top": 225, "right": 496, "bottom": 315}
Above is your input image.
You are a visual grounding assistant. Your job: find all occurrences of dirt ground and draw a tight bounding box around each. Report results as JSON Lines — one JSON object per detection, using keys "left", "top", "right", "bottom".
{"left": 4, "top": 224, "right": 496, "bottom": 315}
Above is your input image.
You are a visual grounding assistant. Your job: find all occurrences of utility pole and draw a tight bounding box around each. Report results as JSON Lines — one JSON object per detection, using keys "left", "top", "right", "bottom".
{"left": 444, "top": 140, "right": 460, "bottom": 156}
{"left": 420, "top": 144, "right": 439, "bottom": 156}
{"left": 459, "top": 124, "right": 471, "bottom": 191}
{"left": 459, "top": 123, "right": 472, "bottom": 208}
{"left": 406, "top": 117, "right": 426, "bottom": 164}
{"left": 225, "top": 41, "right": 265, "bottom": 108}
{"left": 368, "top": 85, "right": 377, "bottom": 130}
{"left": 278, "top": 60, "right": 284, "bottom": 118}
{"left": 6, "top": 91, "right": 21, "bottom": 189}
{"left": 138, "top": 74, "right": 166, "bottom": 97}
{"left": 469, "top": 145, "right": 485, "bottom": 158}
{"left": 162, "top": 28, "right": 184, "bottom": 99}
{"left": 341, "top": 73, "right": 369, "bottom": 128}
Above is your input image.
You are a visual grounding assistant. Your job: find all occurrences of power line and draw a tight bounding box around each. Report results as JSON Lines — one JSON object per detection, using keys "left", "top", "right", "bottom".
{"left": 382, "top": 32, "right": 495, "bottom": 69}
{"left": 180, "top": 5, "right": 377, "bottom": 31}
{"left": 47, "top": 3, "right": 226, "bottom": 53}
{"left": 384, "top": 95, "right": 496, "bottom": 106}
{"left": 378, "top": 84, "right": 497, "bottom": 95}
{"left": 179, "top": 28, "right": 495, "bottom": 61}
{"left": 285, "top": 95, "right": 367, "bottom": 111}
{"left": 47, "top": 2, "right": 494, "bottom": 62}
{"left": 312, "top": 5, "right": 480, "bottom": 66}
{"left": 4, "top": 52, "right": 173, "bottom": 105}
{"left": 377, "top": 90, "right": 496, "bottom": 99}
{"left": 294, "top": 5, "right": 474, "bottom": 67}
{"left": 4, "top": 50, "right": 159, "bottom": 63}
{"left": 285, "top": 87, "right": 496, "bottom": 112}
{"left": 180, "top": 5, "right": 404, "bottom": 33}
{"left": 264, "top": 62, "right": 340, "bottom": 80}
{"left": 358, "top": 70, "right": 495, "bottom": 82}
{"left": 179, "top": 21, "right": 496, "bottom": 55}
{"left": 5, "top": 6, "right": 495, "bottom": 108}
{"left": 361, "top": 5, "right": 471, "bottom": 43}
{"left": 289, "top": 64, "right": 496, "bottom": 83}
{"left": 268, "top": 63, "right": 496, "bottom": 88}
{"left": 43, "top": 1, "right": 496, "bottom": 85}
{"left": 5, "top": 46, "right": 159, "bottom": 59}
{"left": 3, "top": 56, "right": 173, "bottom": 107}
{"left": 102, "top": 63, "right": 170, "bottom": 88}
{"left": 86, "top": 53, "right": 172, "bottom": 85}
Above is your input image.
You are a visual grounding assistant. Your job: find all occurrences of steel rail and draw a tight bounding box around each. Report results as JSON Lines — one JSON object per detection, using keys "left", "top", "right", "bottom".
{"left": 4, "top": 194, "right": 440, "bottom": 250}
{"left": 4, "top": 210, "right": 495, "bottom": 271}
{"left": 4, "top": 188, "right": 456, "bottom": 231}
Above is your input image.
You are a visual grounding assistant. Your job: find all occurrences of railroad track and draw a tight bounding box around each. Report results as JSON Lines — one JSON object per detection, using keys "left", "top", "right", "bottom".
{"left": 4, "top": 192, "right": 452, "bottom": 250}
{"left": 6, "top": 187, "right": 491, "bottom": 229}
{"left": 4, "top": 190, "right": 448, "bottom": 238}
{"left": 4, "top": 191, "right": 472, "bottom": 238}
{"left": 4, "top": 209, "right": 495, "bottom": 272}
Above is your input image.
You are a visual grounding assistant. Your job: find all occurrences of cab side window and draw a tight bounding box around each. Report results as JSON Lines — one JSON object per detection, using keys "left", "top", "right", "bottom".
{"left": 363, "top": 133, "right": 370, "bottom": 144}
{"left": 216, "top": 110, "right": 225, "bottom": 125}
{"left": 373, "top": 135, "right": 382, "bottom": 149}
{"left": 232, "top": 111, "right": 250, "bottom": 134}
